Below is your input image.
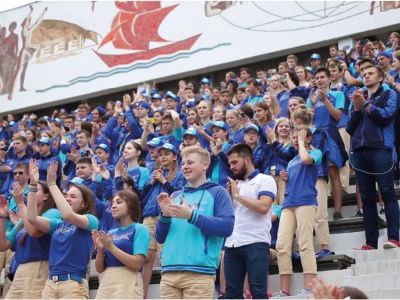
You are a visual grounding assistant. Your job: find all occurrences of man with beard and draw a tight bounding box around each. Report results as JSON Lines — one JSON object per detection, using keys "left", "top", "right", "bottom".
{"left": 224, "top": 144, "right": 277, "bottom": 299}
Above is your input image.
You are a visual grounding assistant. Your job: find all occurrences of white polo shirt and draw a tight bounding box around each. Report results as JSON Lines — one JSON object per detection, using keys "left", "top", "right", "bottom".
{"left": 225, "top": 170, "right": 277, "bottom": 248}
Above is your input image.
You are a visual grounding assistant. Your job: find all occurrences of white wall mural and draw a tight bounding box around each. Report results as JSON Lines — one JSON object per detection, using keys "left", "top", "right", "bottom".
{"left": 0, "top": 1, "right": 399, "bottom": 114}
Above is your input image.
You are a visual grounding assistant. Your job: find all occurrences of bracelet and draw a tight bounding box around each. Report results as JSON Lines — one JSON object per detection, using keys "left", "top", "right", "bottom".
{"left": 363, "top": 102, "right": 370, "bottom": 108}
{"left": 28, "top": 188, "right": 38, "bottom": 193}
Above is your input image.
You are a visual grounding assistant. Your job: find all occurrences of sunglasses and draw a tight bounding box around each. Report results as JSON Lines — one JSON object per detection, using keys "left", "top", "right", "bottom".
{"left": 13, "top": 171, "right": 24, "bottom": 176}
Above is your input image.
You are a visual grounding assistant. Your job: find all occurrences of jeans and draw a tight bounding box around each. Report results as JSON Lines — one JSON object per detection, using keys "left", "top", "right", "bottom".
{"left": 350, "top": 147, "right": 400, "bottom": 248}
{"left": 224, "top": 242, "right": 269, "bottom": 299}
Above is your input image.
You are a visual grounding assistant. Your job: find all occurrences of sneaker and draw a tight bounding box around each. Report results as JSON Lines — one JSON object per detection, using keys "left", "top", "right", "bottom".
{"left": 292, "top": 251, "right": 301, "bottom": 261}
{"left": 271, "top": 290, "right": 291, "bottom": 297}
{"left": 383, "top": 240, "right": 400, "bottom": 249}
{"left": 217, "top": 294, "right": 225, "bottom": 299}
{"left": 267, "top": 291, "right": 272, "bottom": 298}
{"left": 379, "top": 206, "right": 385, "bottom": 214}
{"left": 356, "top": 244, "right": 376, "bottom": 250}
{"left": 295, "top": 288, "right": 312, "bottom": 297}
{"left": 315, "top": 248, "right": 335, "bottom": 260}
{"left": 333, "top": 212, "right": 343, "bottom": 220}
{"left": 353, "top": 209, "right": 363, "bottom": 217}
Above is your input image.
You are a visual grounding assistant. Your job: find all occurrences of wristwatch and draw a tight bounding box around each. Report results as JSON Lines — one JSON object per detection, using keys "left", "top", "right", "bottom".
{"left": 363, "top": 102, "right": 370, "bottom": 108}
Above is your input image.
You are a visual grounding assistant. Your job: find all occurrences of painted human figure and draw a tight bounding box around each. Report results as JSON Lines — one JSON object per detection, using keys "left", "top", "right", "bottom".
{"left": 8, "top": 5, "right": 47, "bottom": 99}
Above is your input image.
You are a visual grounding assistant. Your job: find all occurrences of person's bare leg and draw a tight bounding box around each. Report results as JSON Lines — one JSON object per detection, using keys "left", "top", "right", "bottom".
{"left": 330, "top": 166, "right": 343, "bottom": 215}
{"left": 280, "top": 274, "right": 292, "bottom": 295}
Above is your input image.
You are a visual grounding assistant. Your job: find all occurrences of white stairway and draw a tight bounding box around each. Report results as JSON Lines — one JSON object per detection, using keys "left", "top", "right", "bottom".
{"left": 341, "top": 248, "right": 400, "bottom": 299}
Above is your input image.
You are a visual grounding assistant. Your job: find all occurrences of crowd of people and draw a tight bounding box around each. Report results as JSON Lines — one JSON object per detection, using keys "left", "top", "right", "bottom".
{"left": 0, "top": 31, "right": 399, "bottom": 299}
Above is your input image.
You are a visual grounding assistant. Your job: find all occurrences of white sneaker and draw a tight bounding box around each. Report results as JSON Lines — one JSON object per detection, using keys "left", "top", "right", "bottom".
{"left": 271, "top": 290, "right": 291, "bottom": 298}
{"left": 294, "top": 288, "right": 312, "bottom": 298}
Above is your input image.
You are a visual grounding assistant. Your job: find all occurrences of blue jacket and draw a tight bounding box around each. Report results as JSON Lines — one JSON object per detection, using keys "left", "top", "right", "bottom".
{"left": 141, "top": 170, "right": 186, "bottom": 218}
{"left": 155, "top": 181, "right": 234, "bottom": 275}
{"left": 346, "top": 85, "right": 398, "bottom": 159}
{"left": 36, "top": 152, "right": 62, "bottom": 185}
{"left": 262, "top": 142, "right": 296, "bottom": 176}
{"left": 104, "top": 110, "right": 143, "bottom": 164}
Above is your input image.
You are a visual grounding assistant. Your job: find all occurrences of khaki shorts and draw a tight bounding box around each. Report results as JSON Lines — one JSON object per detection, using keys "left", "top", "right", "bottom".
{"left": 5, "top": 260, "right": 48, "bottom": 299}
{"left": 42, "top": 279, "right": 88, "bottom": 299}
{"left": 160, "top": 271, "right": 215, "bottom": 299}
{"left": 96, "top": 266, "right": 143, "bottom": 299}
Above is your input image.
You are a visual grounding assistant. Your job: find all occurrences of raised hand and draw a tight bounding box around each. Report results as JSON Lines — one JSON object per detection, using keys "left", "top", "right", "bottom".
{"left": 297, "top": 129, "right": 308, "bottom": 145}
{"left": 46, "top": 161, "right": 58, "bottom": 185}
{"left": 115, "top": 157, "right": 125, "bottom": 177}
{"left": 123, "top": 94, "right": 132, "bottom": 110}
{"left": 29, "top": 159, "right": 39, "bottom": 185}
{"left": 98, "top": 231, "right": 114, "bottom": 250}
{"left": 266, "top": 127, "right": 276, "bottom": 143}
{"left": 227, "top": 177, "right": 239, "bottom": 199}
{"left": 168, "top": 195, "right": 192, "bottom": 219}
{"left": 92, "top": 230, "right": 104, "bottom": 250}
{"left": 0, "top": 195, "right": 9, "bottom": 218}
{"left": 11, "top": 182, "right": 24, "bottom": 206}
{"left": 157, "top": 193, "right": 172, "bottom": 217}
{"left": 9, "top": 211, "right": 21, "bottom": 225}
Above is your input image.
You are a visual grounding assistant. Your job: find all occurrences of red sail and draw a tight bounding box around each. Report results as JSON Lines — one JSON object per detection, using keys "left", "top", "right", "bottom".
{"left": 98, "top": 1, "right": 178, "bottom": 51}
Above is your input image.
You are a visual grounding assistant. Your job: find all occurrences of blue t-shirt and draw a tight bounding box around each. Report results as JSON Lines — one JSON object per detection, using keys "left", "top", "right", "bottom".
{"left": 104, "top": 223, "right": 150, "bottom": 268}
{"left": 127, "top": 166, "right": 150, "bottom": 191}
{"left": 48, "top": 214, "right": 99, "bottom": 277}
{"left": 7, "top": 209, "right": 61, "bottom": 265}
{"left": 307, "top": 90, "right": 345, "bottom": 129}
{"left": 282, "top": 149, "right": 322, "bottom": 208}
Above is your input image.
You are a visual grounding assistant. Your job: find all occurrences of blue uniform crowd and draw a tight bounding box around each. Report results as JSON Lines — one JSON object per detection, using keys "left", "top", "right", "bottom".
{"left": 0, "top": 32, "right": 399, "bottom": 299}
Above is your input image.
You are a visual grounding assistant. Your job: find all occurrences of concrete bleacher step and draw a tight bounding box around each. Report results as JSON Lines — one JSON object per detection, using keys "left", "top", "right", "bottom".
{"left": 339, "top": 249, "right": 400, "bottom": 299}
{"left": 363, "top": 288, "right": 400, "bottom": 299}
{"left": 351, "top": 248, "right": 400, "bottom": 263}
{"left": 352, "top": 260, "right": 400, "bottom": 276}
{"left": 342, "top": 272, "right": 400, "bottom": 291}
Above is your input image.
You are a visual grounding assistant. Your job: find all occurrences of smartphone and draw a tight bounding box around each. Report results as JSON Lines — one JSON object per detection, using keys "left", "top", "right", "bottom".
{"left": 149, "top": 117, "right": 155, "bottom": 124}
{"left": 80, "top": 150, "right": 90, "bottom": 157}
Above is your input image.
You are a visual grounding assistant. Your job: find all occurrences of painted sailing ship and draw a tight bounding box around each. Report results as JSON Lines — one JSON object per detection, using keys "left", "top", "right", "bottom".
{"left": 94, "top": 1, "right": 201, "bottom": 67}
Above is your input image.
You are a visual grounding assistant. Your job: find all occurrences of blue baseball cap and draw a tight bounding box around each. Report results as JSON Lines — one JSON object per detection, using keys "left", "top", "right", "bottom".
{"left": 137, "top": 101, "right": 150, "bottom": 110}
{"left": 377, "top": 51, "right": 391, "bottom": 59}
{"left": 70, "top": 177, "right": 85, "bottom": 186}
{"left": 165, "top": 91, "right": 177, "bottom": 101}
{"left": 158, "top": 143, "right": 177, "bottom": 154}
{"left": 244, "top": 123, "right": 259, "bottom": 134}
{"left": 211, "top": 121, "right": 229, "bottom": 131}
{"left": 95, "top": 143, "right": 110, "bottom": 153}
{"left": 309, "top": 53, "right": 321, "bottom": 60}
{"left": 200, "top": 78, "right": 210, "bottom": 85}
{"left": 183, "top": 127, "right": 198, "bottom": 138}
{"left": 38, "top": 137, "right": 52, "bottom": 145}
{"left": 147, "top": 137, "right": 163, "bottom": 148}
{"left": 96, "top": 106, "right": 106, "bottom": 116}
{"left": 151, "top": 93, "right": 162, "bottom": 101}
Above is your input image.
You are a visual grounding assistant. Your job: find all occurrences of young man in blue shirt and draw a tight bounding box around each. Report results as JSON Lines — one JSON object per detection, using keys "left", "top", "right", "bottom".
{"left": 155, "top": 145, "right": 234, "bottom": 299}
